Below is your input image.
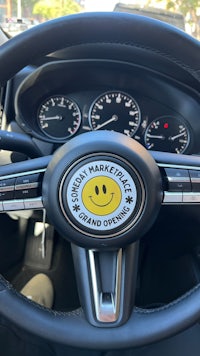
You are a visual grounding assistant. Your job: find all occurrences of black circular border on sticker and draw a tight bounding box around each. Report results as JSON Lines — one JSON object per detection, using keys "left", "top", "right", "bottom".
{"left": 59, "top": 154, "right": 145, "bottom": 238}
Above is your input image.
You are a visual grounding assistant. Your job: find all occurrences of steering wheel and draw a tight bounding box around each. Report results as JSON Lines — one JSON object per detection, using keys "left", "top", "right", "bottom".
{"left": 0, "top": 12, "right": 200, "bottom": 350}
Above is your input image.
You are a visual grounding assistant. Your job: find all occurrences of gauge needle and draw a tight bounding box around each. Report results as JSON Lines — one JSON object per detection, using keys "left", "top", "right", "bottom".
{"left": 146, "top": 134, "right": 165, "bottom": 139}
{"left": 169, "top": 132, "right": 185, "bottom": 141}
{"left": 42, "top": 115, "right": 63, "bottom": 121}
{"left": 94, "top": 115, "right": 118, "bottom": 130}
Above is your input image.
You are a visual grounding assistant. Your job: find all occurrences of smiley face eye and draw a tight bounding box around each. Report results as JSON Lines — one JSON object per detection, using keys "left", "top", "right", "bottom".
{"left": 95, "top": 185, "right": 99, "bottom": 195}
{"left": 102, "top": 185, "right": 106, "bottom": 194}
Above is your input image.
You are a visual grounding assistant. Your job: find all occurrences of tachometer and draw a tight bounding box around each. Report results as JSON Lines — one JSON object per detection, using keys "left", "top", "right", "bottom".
{"left": 144, "top": 116, "right": 190, "bottom": 154}
{"left": 89, "top": 91, "right": 141, "bottom": 137}
{"left": 38, "top": 96, "right": 81, "bottom": 140}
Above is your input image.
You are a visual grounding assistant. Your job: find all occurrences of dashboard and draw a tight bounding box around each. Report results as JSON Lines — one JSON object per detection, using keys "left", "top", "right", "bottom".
{"left": 10, "top": 59, "right": 200, "bottom": 156}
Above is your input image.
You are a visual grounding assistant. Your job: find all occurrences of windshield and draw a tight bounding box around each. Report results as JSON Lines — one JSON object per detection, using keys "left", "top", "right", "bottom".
{"left": 0, "top": 0, "right": 199, "bottom": 39}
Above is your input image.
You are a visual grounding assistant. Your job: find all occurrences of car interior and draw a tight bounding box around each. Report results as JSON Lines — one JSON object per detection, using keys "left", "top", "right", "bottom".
{"left": 0, "top": 10, "right": 200, "bottom": 356}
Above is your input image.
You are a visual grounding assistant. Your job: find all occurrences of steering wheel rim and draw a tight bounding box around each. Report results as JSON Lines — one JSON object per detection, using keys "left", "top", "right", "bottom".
{"left": 0, "top": 12, "right": 200, "bottom": 85}
{"left": 0, "top": 12, "right": 200, "bottom": 350}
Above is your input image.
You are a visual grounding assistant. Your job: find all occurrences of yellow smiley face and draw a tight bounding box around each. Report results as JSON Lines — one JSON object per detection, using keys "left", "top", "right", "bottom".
{"left": 82, "top": 176, "right": 122, "bottom": 216}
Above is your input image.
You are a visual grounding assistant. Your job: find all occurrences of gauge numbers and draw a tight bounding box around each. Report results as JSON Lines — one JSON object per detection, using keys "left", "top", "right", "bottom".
{"left": 89, "top": 91, "right": 141, "bottom": 137}
{"left": 145, "top": 116, "right": 190, "bottom": 154}
{"left": 38, "top": 96, "right": 81, "bottom": 140}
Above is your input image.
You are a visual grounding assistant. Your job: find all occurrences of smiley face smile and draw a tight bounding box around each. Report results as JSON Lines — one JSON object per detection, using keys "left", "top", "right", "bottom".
{"left": 89, "top": 192, "right": 114, "bottom": 207}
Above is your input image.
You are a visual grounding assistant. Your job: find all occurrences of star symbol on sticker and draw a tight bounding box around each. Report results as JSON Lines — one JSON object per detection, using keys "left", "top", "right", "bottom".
{"left": 73, "top": 204, "right": 80, "bottom": 212}
{"left": 126, "top": 196, "right": 133, "bottom": 204}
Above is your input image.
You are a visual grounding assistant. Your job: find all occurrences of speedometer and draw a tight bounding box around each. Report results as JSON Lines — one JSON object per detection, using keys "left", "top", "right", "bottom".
{"left": 89, "top": 91, "right": 141, "bottom": 137}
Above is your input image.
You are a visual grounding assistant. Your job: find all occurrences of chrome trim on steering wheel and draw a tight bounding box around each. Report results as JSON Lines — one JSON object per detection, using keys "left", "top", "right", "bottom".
{"left": 88, "top": 249, "right": 122, "bottom": 323}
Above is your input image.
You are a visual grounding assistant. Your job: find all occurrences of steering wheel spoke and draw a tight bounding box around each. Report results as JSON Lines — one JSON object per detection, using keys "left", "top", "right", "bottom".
{"left": 0, "top": 156, "right": 51, "bottom": 213}
{"left": 152, "top": 151, "right": 200, "bottom": 205}
{"left": 71, "top": 242, "right": 139, "bottom": 327}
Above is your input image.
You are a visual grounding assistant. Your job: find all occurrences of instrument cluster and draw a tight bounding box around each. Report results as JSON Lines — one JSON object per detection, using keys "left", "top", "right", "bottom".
{"left": 36, "top": 90, "right": 190, "bottom": 154}
{"left": 15, "top": 59, "right": 200, "bottom": 155}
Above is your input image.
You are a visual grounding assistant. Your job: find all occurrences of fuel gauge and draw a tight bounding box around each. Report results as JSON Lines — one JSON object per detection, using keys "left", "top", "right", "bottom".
{"left": 144, "top": 116, "right": 190, "bottom": 154}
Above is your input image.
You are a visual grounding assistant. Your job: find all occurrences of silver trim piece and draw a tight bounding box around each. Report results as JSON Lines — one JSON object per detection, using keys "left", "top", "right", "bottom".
{"left": 163, "top": 191, "right": 200, "bottom": 204}
{"left": 0, "top": 185, "right": 15, "bottom": 192}
{"left": 158, "top": 163, "right": 200, "bottom": 171}
{"left": 0, "top": 197, "right": 43, "bottom": 212}
{"left": 167, "top": 176, "right": 190, "bottom": 183}
{"left": 190, "top": 177, "right": 200, "bottom": 184}
{"left": 163, "top": 192, "right": 182, "bottom": 203}
{"left": 88, "top": 249, "right": 122, "bottom": 323}
{"left": 183, "top": 192, "right": 200, "bottom": 203}
{"left": 3, "top": 199, "right": 25, "bottom": 211}
{"left": 24, "top": 197, "right": 44, "bottom": 209}
{"left": 15, "top": 182, "right": 39, "bottom": 190}
{"left": 0, "top": 168, "right": 45, "bottom": 181}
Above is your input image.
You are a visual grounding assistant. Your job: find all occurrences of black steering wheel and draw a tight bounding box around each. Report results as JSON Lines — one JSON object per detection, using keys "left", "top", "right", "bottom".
{"left": 0, "top": 12, "right": 200, "bottom": 350}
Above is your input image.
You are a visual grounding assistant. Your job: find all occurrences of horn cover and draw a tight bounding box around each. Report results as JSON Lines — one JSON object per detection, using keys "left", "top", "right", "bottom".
{"left": 43, "top": 131, "right": 162, "bottom": 249}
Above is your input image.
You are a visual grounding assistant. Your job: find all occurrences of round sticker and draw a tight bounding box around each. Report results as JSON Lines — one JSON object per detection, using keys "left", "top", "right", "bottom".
{"left": 64, "top": 160, "right": 139, "bottom": 232}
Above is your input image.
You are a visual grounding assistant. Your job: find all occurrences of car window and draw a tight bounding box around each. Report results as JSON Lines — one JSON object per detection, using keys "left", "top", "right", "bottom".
{"left": 0, "top": 0, "right": 199, "bottom": 39}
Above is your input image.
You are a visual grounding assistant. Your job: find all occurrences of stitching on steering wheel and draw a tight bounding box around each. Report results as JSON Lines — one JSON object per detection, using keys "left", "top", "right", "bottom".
{"left": 134, "top": 282, "right": 200, "bottom": 314}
